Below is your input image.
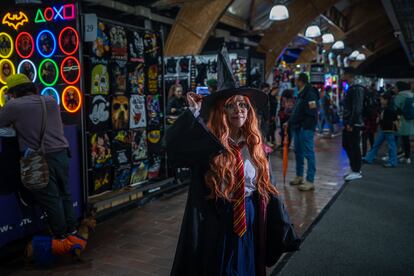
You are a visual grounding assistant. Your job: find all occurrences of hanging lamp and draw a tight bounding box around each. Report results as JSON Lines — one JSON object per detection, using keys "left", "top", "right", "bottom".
{"left": 322, "top": 33, "right": 335, "bottom": 44}
{"left": 332, "top": 40, "right": 345, "bottom": 50}
{"left": 269, "top": 5, "right": 289, "bottom": 21}
{"left": 305, "top": 25, "right": 321, "bottom": 38}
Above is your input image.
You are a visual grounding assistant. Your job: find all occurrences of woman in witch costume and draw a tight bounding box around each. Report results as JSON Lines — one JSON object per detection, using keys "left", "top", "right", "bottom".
{"left": 167, "top": 50, "right": 300, "bottom": 276}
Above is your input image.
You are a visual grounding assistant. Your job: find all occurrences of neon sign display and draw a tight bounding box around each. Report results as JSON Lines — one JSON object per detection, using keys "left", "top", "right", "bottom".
{"left": 59, "top": 27, "right": 79, "bottom": 55}
{"left": 2, "top": 12, "right": 29, "bottom": 30}
{"left": 38, "top": 59, "right": 58, "bottom": 86}
{"left": 35, "top": 4, "right": 75, "bottom": 23}
{"left": 36, "top": 30, "right": 56, "bottom": 58}
{"left": 0, "top": 32, "right": 14, "bottom": 59}
{"left": 41, "top": 87, "right": 60, "bottom": 105}
{"left": 0, "top": 86, "right": 7, "bottom": 107}
{"left": 0, "top": 59, "right": 15, "bottom": 85}
{"left": 60, "top": 56, "right": 80, "bottom": 85}
{"left": 17, "top": 59, "right": 37, "bottom": 82}
{"left": 15, "top": 32, "right": 34, "bottom": 59}
{"left": 62, "top": 86, "right": 82, "bottom": 113}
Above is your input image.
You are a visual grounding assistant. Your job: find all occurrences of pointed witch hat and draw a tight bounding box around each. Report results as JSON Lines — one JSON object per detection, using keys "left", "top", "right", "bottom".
{"left": 200, "top": 46, "right": 268, "bottom": 116}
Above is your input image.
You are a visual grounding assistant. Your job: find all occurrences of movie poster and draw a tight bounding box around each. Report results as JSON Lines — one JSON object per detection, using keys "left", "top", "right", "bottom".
{"left": 113, "top": 165, "right": 131, "bottom": 190}
{"left": 92, "top": 21, "right": 111, "bottom": 59}
{"left": 111, "top": 130, "right": 131, "bottom": 166}
{"left": 89, "top": 166, "right": 112, "bottom": 196}
{"left": 112, "top": 95, "right": 129, "bottom": 130}
{"left": 89, "top": 132, "right": 112, "bottom": 169}
{"left": 110, "top": 60, "right": 127, "bottom": 94}
{"left": 143, "top": 32, "right": 159, "bottom": 61}
{"left": 146, "top": 95, "right": 161, "bottom": 126}
{"left": 146, "top": 64, "right": 158, "bottom": 95}
{"left": 86, "top": 95, "right": 111, "bottom": 132}
{"left": 91, "top": 64, "right": 110, "bottom": 95}
{"left": 128, "top": 30, "right": 144, "bottom": 62}
{"left": 127, "top": 62, "right": 145, "bottom": 95}
{"left": 130, "top": 160, "right": 149, "bottom": 186}
{"left": 130, "top": 129, "right": 147, "bottom": 162}
{"left": 109, "top": 25, "right": 128, "bottom": 61}
{"left": 147, "top": 127, "right": 162, "bottom": 153}
{"left": 148, "top": 155, "right": 161, "bottom": 180}
{"left": 129, "top": 95, "right": 146, "bottom": 129}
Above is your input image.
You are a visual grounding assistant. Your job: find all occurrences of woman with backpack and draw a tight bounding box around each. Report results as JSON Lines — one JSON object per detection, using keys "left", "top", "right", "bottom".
{"left": 277, "top": 89, "right": 295, "bottom": 149}
{"left": 393, "top": 81, "right": 414, "bottom": 164}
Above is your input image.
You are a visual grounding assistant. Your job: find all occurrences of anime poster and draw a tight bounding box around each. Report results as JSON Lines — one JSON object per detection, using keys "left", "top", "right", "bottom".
{"left": 112, "top": 95, "right": 129, "bottom": 130}
{"left": 147, "top": 128, "right": 162, "bottom": 153}
{"left": 232, "top": 57, "right": 247, "bottom": 87}
{"left": 127, "top": 63, "right": 145, "bottom": 94}
{"left": 128, "top": 30, "right": 144, "bottom": 62}
{"left": 39, "top": 60, "right": 57, "bottom": 85}
{"left": 37, "top": 31, "right": 55, "bottom": 57}
{"left": 143, "top": 32, "right": 159, "bottom": 60}
{"left": 91, "top": 64, "right": 110, "bottom": 95}
{"left": 129, "top": 95, "right": 146, "bottom": 128}
{"left": 112, "top": 130, "right": 131, "bottom": 166}
{"left": 0, "top": 33, "right": 13, "bottom": 58}
{"left": 146, "top": 95, "right": 161, "bottom": 126}
{"left": 89, "top": 132, "right": 112, "bottom": 169}
{"left": 89, "top": 166, "right": 112, "bottom": 196}
{"left": 109, "top": 25, "right": 128, "bottom": 61}
{"left": 59, "top": 27, "right": 79, "bottom": 55}
{"left": 61, "top": 57, "right": 80, "bottom": 84}
{"left": 110, "top": 60, "right": 127, "bottom": 93}
{"left": 146, "top": 64, "right": 158, "bottom": 95}
{"left": 87, "top": 95, "right": 111, "bottom": 132}
{"left": 113, "top": 165, "right": 131, "bottom": 190}
{"left": 0, "top": 60, "right": 14, "bottom": 83}
{"left": 18, "top": 60, "right": 36, "bottom": 81}
{"left": 148, "top": 155, "right": 161, "bottom": 180}
{"left": 130, "top": 129, "right": 147, "bottom": 162}
{"left": 15, "top": 32, "right": 33, "bottom": 58}
{"left": 92, "top": 21, "right": 110, "bottom": 59}
{"left": 130, "top": 160, "right": 149, "bottom": 186}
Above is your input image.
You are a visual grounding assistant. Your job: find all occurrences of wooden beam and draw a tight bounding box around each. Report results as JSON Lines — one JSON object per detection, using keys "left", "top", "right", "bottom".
{"left": 164, "top": 0, "right": 233, "bottom": 56}
{"left": 219, "top": 13, "right": 249, "bottom": 31}
{"left": 295, "top": 43, "right": 318, "bottom": 64}
{"left": 152, "top": 0, "right": 208, "bottom": 8}
{"left": 259, "top": 0, "right": 340, "bottom": 78}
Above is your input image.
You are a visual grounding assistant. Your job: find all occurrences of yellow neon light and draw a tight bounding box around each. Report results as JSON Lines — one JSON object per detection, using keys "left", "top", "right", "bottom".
{"left": 0, "top": 59, "right": 16, "bottom": 85}
{"left": 0, "top": 32, "right": 14, "bottom": 58}
{"left": 0, "top": 86, "right": 8, "bottom": 107}
{"left": 2, "top": 12, "right": 29, "bottom": 31}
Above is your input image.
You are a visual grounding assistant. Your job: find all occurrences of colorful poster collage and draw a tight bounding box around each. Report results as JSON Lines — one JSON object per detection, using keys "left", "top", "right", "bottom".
{"left": 0, "top": 3, "right": 82, "bottom": 115}
{"left": 85, "top": 21, "right": 163, "bottom": 196}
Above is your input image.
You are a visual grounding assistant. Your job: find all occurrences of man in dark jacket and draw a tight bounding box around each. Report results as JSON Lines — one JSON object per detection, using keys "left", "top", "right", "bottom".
{"left": 288, "top": 73, "right": 319, "bottom": 191}
{"left": 342, "top": 67, "right": 364, "bottom": 181}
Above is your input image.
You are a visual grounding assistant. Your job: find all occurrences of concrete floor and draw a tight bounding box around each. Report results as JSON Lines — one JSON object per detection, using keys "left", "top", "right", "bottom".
{"left": 3, "top": 134, "right": 351, "bottom": 276}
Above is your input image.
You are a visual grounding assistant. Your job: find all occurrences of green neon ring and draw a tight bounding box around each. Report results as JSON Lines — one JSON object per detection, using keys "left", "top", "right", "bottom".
{"left": 38, "top": 59, "right": 59, "bottom": 87}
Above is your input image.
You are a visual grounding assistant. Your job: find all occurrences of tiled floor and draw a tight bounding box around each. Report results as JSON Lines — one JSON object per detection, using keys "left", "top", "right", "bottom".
{"left": 4, "top": 134, "right": 350, "bottom": 276}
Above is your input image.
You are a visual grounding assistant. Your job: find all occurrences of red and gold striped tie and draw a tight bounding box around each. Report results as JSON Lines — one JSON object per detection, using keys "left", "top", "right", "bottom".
{"left": 231, "top": 142, "right": 247, "bottom": 238}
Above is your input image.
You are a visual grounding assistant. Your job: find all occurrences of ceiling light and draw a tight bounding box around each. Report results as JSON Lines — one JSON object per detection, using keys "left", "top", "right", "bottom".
{"left": 349, "top": 50, "right": 360, "bottom": 59}
{"left": 356, "top": 53, "right": 366, "bottom": 61}
{"left": 332, "top": 40, "right": 345, "bottom": 50}
{"left": 322, "top": 33, "right": 335, "bottom": 43}
{"left": 305, "top": 25, "right": 321, "bottom": 38}
{"left": 269, "top": 5, "right": 289, "bottom": 21}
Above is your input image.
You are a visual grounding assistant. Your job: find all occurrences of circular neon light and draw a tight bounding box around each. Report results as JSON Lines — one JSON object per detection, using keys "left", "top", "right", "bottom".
{"left": 41, "top": 87, "right": 60, "bottom": 105}
{"left": 0, "top": 59, "right": 16, "bottom": 85}
{"left": 0, "top": 86, "right": 8, "bottom": 107}
{"left": 0, "top": 32, "right": 14, "bottom": 59}
{"left": 44, "top": 7, "right": 54, "bottom": 21}
{"left": 58, "top": 27, "right": 79, "bottom": 56}
{"left": 15, "top": 32, "right": 34, "bottom": 59}
{"left": 62, "top": 86, "right": 82, "bottom": 113}
{"left": 36, "top": 30, "right": 56, "bottom": 58}
{"left": 60, "top": 56, "right": 81, "bottom": 85}
{"left": 17, "top": 59, "right": 37, "bottom": 82}
{"left": 38, "top": 59, "right": 58, "bottom": 86}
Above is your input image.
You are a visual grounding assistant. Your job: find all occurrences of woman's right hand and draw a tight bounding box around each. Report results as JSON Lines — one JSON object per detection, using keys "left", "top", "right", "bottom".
{"left": 186, "top": 92, "right": 203, "bottom": 111}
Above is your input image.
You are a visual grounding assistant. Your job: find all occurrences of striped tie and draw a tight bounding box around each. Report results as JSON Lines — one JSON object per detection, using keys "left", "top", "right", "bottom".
{"left": 231, "top": 141, "right": 247, "bottom": 238}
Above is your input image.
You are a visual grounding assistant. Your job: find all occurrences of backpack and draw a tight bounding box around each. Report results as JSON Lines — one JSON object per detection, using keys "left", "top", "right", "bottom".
{"left": 402, "top": 96, "right": 414, "bottom": 120}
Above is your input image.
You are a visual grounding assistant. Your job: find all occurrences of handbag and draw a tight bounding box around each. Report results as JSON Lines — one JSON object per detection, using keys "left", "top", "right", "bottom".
{"left": 19, "top": 96, "right": 49, "bottom": 190}
{"left": 265, "top": 194, "right": 301, "bottom": 267}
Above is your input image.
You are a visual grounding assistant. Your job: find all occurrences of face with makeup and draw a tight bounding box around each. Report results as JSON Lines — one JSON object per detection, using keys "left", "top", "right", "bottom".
{"left": 224, "top": 95, "right": 249, "bottom": 129}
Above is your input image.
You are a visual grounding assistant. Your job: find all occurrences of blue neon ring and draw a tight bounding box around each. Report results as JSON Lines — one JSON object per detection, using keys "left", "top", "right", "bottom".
{"left": 17, "top": 59, "right": 37, "bottom": 82}
{"left": 36, "top": 30, "right": 57, "bottom": 58}
{"left": 41, "top": 87, "right": 60, "bottom": 105}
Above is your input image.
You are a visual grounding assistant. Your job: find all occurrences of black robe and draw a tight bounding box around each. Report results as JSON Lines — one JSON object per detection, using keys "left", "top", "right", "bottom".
{"left": 166, "top": 110, "right": 301, "bottom": 276}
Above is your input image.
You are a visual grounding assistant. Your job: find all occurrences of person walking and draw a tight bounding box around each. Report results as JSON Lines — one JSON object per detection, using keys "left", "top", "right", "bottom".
{"left": 393, "top": 81, "right": 414, "bottom": 164}
{"left": 0, "top": 74, "right": 77, "bottom": 241}
{"left": 277, "top": 89, "right": 295, "bottom": 149}
{"left": 361, "top": 84, "right": 380, "bottom": 157}
{"left": 363, "top": 93, "right": 398, "bottom": 167}
{"left": 288, "top": 73, "right": 319, "bottom": 191}
{"left": 341, "top": 68, "right": 365, "bottom": 181}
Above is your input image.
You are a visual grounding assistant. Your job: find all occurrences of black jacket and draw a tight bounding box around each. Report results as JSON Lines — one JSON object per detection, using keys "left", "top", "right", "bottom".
{"left": 289, "top": 84, "right": 319, "bottom": 130}
{"left": 379, "top": 106, "right": 398, "bottom": 132}
{"left": 343, "top": 84, "right": 365, "bottom": 127}
{"left": 167, "top": 96, "right": 187, "bottom": 116}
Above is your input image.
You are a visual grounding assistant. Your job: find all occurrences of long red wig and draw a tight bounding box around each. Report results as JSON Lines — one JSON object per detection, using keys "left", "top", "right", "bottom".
{"left": 205, "top": 95, "right": 278, "bottom": 203}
